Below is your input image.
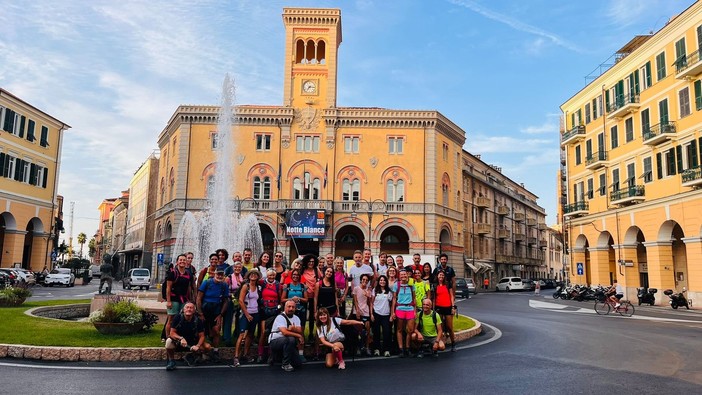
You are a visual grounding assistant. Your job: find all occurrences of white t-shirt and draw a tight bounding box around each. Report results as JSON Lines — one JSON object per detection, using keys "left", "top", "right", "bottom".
{"left": 375, "top": 263, "right": 388, "bottom": 276}
{"left": 349, "top": 264, "right": 374, "bottom": 288}
{"left": 372, "top": 290, "right": 393, "bottom": 316}
{"left": 268, "top": 313, "right": 301, "bottom": 342}
{"left": 317, "top": 316, "right": 344, "bottom": 343}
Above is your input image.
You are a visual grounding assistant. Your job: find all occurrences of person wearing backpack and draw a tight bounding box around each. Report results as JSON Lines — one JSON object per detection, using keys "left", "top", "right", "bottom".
{"left": 315, "top": 307, "right": 364, "bottom": 370}
{"left": 233, "top": 269, "right": 262, "bottom": 367}
{"left": 391, "top": 269, "right": 416, "bottom": 358}
{"left": 197, "top": 254, "right": 219, "bottom": 289}
{"left": 164, "top": 254, "right": 193, "bottom": 344}
{"left": 196, "top": 268, "right": 229, "bottom": 363}
{"left": 268, "top": 300, "right": 305, "bottom": 372}
{"left": 411, "top": 298, "right": 445, "bottom": 358}
{"left": 370, "top": 274, "right": 393, "bottom": 357}
{"left": 257, "top": 268, "right": 283, "bottom": 363}
{"left": 165, "top": 302, "right": 210, "bottom": 370}
{"left": 223, "top": 261, "right": 244, "bottom": 347}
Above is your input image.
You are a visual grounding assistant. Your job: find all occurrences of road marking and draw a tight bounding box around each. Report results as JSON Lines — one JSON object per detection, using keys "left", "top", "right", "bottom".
{"left": 529, "top": 300, "right": 702, "bottom": 322}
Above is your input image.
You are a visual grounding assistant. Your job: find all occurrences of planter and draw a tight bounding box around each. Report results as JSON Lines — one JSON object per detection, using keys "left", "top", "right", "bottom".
{"left": 0, "top": 297, "right": 27, "bottom": 307}
{"left": 93, "top": 322, "right": 145, "bottom": 335}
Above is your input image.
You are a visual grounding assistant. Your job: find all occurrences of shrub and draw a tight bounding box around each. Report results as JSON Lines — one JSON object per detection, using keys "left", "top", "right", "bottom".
{"left": 90, "top": 296, "right": 158, "bottom": 331}
{"left": 0, "top": 285, "right": 33, "bottom": 301}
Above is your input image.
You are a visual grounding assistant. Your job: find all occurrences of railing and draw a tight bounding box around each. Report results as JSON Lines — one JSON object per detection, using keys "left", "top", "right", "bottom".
{"left": 475, "top": 197, "right": 491, "bottom": 208}
{"left": 585, "top": 150, "right": 608, "bottom": 165}
{"left": 526, "top": 218, "right": 537, "bottom": 227}
{"left": 675, "top": 50, "right": 699, "bottom": 74}
{"left": 476, "top": 223, "right": 491, "bottom": 234}
{"left": 279, "top": 199, "right": 333, "bottom": 210}
{"left": 606, "top": 93, "right": 640, "bottom": 113}
{"left": 642, "top": 121, "right": 676, "bottom": 141}
{"left": 561, "top": 125, "right": 585, "bottom": 143}
{"left": 513, "top": 232, "right": 525, "bottom": 241}
{"left": 527, "top": 237, "right": 537, "bottom": 245}
{"left": 563, "top": 201, "right": 588, "bottom": 214}
{"left": 610, "top": 185, "right": 645, "bottom": 202}
{"left": 539, "top": 239, "right": 548, "bottom": 248}
{"left": 496, "top": 205, "right": 509, "bottom": 216}
{"left": 497, "top": 228, "right": 510, "bottom": 239}
{"left": 514, "top": 213, "right": 525, "bottom": 222}
{"left": 682, "top": 167, "right": 702, "bottom": 184}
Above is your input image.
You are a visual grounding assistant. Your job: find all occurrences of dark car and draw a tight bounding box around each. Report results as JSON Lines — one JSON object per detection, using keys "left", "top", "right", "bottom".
{"left": 0, "top": 271, "right": 9, "bottom": 289}
{"left": 455, "top": 278, "right": 477, "bottom": 298}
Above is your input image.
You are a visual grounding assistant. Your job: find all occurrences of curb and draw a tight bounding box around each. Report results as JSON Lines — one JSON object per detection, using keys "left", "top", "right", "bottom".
{"left": 0, "top": 319, "right": 483, "bottom": 363}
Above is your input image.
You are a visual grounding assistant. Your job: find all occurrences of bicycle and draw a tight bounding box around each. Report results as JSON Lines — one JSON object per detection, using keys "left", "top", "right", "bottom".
{"left": 594, "top": 296, "right": 635, "bottom": 317}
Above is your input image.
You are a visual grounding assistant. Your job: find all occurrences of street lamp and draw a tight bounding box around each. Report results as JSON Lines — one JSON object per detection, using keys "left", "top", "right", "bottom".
{"left": 233, "top": 196, "right": 259, "bottom": 218}
{"left": 350, "top": 198, "right": 388, "bottom": 249}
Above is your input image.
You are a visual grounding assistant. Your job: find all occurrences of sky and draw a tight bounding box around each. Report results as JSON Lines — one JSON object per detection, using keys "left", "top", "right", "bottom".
{"left": 0, "top": 0, "right": 694, "bottom": 250}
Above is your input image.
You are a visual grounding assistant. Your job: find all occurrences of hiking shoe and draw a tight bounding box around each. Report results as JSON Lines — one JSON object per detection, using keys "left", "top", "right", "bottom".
{"left": 232, "top": 357, "right": 240, "bottom": 367}
{"left": 416, "top": 352, "right": 424, "bottom": 358}
{"left": 338, "top": 361, "right": 346, "bottom": 370}
{"left": 267, "top": 354, "right": 274, "bottom": 365}
{"left": 166, "top": 359, "right": 176, "bottom": 371}
{"left": 256, "top": 355, "right": 264, "bottom": 364}
{"left": 298, "top": 354, "right": 307, "bottom": 364}
{"left": 399, "top": 349, "right": 406, "bottom": 358}
{"left": 365, "top": 348, "right": 372, "bottom": 357}
{"left": 432, "top": 351, "right": 439, "bottom": 358}
{"left": 373, "top": 349, "right": 380, "bottom": 356}
{"left": 282, "top": 363, "right": 295, "bottom": 372}
{"left": 183, "top": 353, "right": 196, "bottom": 366}
{"left": 384, "top": 351, "right": 391, "bottom": 357}
{"left": 451, "top": 344, "right": 456, "bottom": 352}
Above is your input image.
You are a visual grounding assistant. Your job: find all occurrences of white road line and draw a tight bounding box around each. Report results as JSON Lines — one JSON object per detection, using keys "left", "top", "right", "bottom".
{"left": 529, "top": 300, "right": 701, "bottom": 322}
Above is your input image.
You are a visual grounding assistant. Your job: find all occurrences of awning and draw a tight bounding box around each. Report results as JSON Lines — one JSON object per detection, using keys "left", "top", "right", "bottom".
{"left": 466, "top": 262, "right": 479, "bottom": 273}
{"left": 477, "top": 262, "right": 494, "bottom": 272}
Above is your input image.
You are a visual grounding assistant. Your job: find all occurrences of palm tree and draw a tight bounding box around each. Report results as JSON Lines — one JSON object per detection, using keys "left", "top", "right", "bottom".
{"left": 77, "top": 232, "right": 87, "bottom": 259}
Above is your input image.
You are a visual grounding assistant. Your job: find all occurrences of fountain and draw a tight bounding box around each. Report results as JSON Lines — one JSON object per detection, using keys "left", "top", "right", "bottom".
{"left": 173, "top": 74, "right": 264, "bottom": 271}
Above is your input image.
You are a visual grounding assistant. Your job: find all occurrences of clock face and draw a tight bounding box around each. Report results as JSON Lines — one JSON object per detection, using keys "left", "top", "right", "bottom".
{"left": 302, "top": 80, "right": 317, "bottom": 94}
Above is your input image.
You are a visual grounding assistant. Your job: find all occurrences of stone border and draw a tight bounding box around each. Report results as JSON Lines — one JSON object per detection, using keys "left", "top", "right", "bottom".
{"left": 0, "top": 319, "right": 483, "bottom": 362}
{"left": 25, "top": 304, "right": 91, "bottom": 321}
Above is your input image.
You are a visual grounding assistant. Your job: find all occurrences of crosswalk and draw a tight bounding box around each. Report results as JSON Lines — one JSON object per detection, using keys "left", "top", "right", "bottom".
{"left": 528, "top": 299, "right": 702, "bottom": 324}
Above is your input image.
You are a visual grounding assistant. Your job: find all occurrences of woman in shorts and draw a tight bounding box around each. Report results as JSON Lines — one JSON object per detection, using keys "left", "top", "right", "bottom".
{"left": 391, "top": 269, "right": 416, "bottom": 357}
{"left": 352, "top": 273, "right": 373, "bottom": 356}
{"left": 257, "top": 268, "right": 282, "bottom": 363}
{"left": 316, "top": 307, "right": 363, "bottom": 369}
{"left": 433, "top": 270, "right": 456, "bottom": 351}
{"left": 333, "top": 257, "right": 349, "bottom": 317}
{"left": 233, "top": 269, "right": 261, "bottom": 367}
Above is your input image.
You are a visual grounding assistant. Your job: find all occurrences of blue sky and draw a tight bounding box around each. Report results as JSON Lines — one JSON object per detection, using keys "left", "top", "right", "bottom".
{"left": 0, "top": 0, "right": 693, "bottom": 249}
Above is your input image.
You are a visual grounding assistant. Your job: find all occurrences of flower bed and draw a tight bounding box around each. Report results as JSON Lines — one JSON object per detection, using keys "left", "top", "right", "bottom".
{"left": 89, "top": 296, "right": 158, "bottom": 335}
{"left": 0, "top": 286, "right": 32, "bottom": 307}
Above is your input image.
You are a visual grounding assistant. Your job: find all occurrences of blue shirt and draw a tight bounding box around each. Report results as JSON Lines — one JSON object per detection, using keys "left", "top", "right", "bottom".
{"left": 198, "top": 278, "right": 230, "bottom": 303}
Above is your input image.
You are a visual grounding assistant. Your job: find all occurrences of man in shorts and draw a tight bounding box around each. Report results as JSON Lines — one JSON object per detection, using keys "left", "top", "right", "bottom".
{"left": 411, "top": 299, "right": 445, "bottom": 358}
{"left": 196, "top": 268, "right": 229, "bottom": 362}
{"left": 165, "top": 302, "right": 211, "bottom": 370}
{"left": 268, "top": 300, "right": 304, "bottom": 372}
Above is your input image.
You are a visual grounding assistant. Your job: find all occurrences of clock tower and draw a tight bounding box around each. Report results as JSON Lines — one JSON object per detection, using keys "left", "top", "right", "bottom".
{"left": 282, "top": 8, "right": 342, "bottom": 109}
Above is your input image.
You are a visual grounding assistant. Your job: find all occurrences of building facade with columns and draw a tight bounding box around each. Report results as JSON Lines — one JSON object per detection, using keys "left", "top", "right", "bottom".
{"left": 152, "top": 7, "right": 545, "bottom": 280}
{"left": 0, "top": 88, "right": 69, "bottom": 270}
{"left": 561, "top": 2, "right": 702, "bottom": 303}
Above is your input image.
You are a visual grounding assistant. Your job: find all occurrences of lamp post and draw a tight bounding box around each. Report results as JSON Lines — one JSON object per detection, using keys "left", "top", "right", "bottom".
{"left": 233, "top": 196, "right": 259, "bottom": 218}
{"left": 350, "top": 199, "right": 388, "bottom": 249}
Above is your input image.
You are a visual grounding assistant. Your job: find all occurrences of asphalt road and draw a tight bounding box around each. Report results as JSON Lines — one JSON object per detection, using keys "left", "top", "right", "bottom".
{"left": 28, "top": 279, "right": 119, "bottom": 300}
{"left": 3, "top": 290, "right": 701, "bottom": 394}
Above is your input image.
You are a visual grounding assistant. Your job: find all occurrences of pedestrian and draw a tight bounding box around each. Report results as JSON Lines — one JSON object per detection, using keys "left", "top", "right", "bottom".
{"left": 411, "top": 298, "right": 445, "bottom": 358}
{"left": 196, "top": 267, "right": 229, "bottom": 362}
{"left": 483, "top": 277, "right": 489, "bottom": 290}
{"left": 233, "top": 269, "right": 261, "bottom": 367}
{"left": 433, "top": 270, "right": 456, "bottom": 352}
{"left": 391, "top": 269, "right": 416, "bottom": 357}
{"left": 534, "top": 279, "right": 541, "bottom": 295}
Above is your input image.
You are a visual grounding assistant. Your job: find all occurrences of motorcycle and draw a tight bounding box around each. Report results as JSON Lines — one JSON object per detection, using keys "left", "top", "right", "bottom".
{"left": 663, "top": 288, "right": 690, "bottom": 310}
{"left": 553, "top": 285, "right": 563, "bottom": 299}
{"left": 636, "top": 287, "right": 657, "bottom": 306}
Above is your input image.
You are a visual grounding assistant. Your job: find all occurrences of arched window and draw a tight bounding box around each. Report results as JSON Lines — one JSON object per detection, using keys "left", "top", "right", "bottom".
{"left": 156, "top": 223, "right": 162, "bottom": 241}
{"left": 317, "top": 40, "right": 326, "bottom": 64}
{"left": 206, "top": 175, "right": 215, "bottom": 198}
{"left": 293, "top": 178, "right": 303, "bottom": 199}
{"left": 160, "top": 177, "right": 165, "bottom": 205}
{"left": 295, "top": 39, "right": 305, "bottom": 63}
{"left": 312, "top": 178, "right": 321, "bottom": 199}
{"left": 169, "top": 167, "right": 175, "bottom": 201}
{"left": 165, "top": 221, "right": 172, "bottom": 240}
{"left": 305, "top": 40, "right": 315, "bottom": 63}
{"left": 386, "top": 179, "right": 405, "bottom": 202}
{"left": 253, "top": 176, "right": 271, "bottom": 200}
{"left": 342, "top": 179, "right": 361, "bottom": 201}
{"left": 442, "top": 184, "right": 449, "bottom": 206}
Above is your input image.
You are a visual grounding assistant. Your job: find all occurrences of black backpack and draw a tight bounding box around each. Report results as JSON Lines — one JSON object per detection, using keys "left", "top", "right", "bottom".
{"left": 417, "top": 310, "right": 438, "bottom": 334}
{"left": 161, "top": 269, "right": 181, "bottom": 299}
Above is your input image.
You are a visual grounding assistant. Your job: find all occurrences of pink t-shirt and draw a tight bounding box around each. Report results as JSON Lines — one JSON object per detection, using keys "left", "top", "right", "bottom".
{"left": 354, "top": 286, "right": 371, "bottom": 317}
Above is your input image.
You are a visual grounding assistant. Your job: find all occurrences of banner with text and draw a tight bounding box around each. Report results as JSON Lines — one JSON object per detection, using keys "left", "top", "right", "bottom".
{"left": 285, "top": 209, "right": 326, "bottom": 238}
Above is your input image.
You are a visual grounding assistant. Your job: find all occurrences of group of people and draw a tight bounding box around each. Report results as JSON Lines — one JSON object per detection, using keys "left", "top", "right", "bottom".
{"left": 162, "top": 248, "right": 461, "bottom": 372}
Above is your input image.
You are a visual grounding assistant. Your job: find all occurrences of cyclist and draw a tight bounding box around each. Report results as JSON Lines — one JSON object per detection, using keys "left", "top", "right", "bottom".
{"left": 607, "top": 279, "right": 624, "bottom": 308}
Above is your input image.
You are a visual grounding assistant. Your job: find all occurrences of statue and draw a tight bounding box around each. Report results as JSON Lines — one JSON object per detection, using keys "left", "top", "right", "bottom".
{"left": 98, "top": 258, "right": 114, "bottom": 295}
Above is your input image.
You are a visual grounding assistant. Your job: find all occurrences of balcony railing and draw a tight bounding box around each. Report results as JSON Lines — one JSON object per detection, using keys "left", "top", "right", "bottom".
{"left": 496, "top": 205, "right": 509, "bottom": 216}
{"left": 537, "top": 222, "right": 547, "bottom": 230}
{"left": 560, "top": 169, "right": 566, "bottom": 181}
{"left": 514, "top": 213, "right": 525, "bottom": 222}
{"left": 675, "top": 50, "right": 702, "bottom": 79}
{"left": 475, "top": 197, "right": 491, "bottom": 208}
{"left": 560, "top": 150, "right": 566, "bottom": 165}
{"left": 560, "top": 125, "right": 585, "bottom": 146}
{"left": 527, "top": 237, "right": 537, "bottom": 245}
{"left": 610, "top": 185, "right": 645, "bottom": 206}
{"left": 563, "top": 201, "right": 589, "bottom": 217}
{"left": 513, "top": 232, "right": 525, "bottom": 241}
{"left": 497, "top": 228, "right": 510, "bottom": 239}
{"left": 607, "top": 93, "right": 641, "bottom": 119}
{"left": 476, "top": 223, "right": 491, "bottom": 234}
{"left": 585, "top": 150, "right": 608, "bottom": 170}
{"left": 526, "top": 218, "right": 537, "bottom": 227}
{"left": 642, "top": 121, "right": 676, "bottom": 145}
{"left": 681, "top": 167, "right": 702, "bottom": 188}
{"left": 539, "top": 239, "right": 548, "bottom": 248}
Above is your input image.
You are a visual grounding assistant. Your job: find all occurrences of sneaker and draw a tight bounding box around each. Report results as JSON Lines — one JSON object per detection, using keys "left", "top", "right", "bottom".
{"left": 451, "top": 344, "right": 456, "bottom": 352}
{"left": 615, "top": 303, "right": 621, "bottom": 308}
{"left": 298, "top": 354, "right": 307, "bottom": 364}
{"left": 232, "top": 357, "right": 240, "bottom": 367}
{"left": 399, "top": 349, "right": 406, "bottom": 358}
{"left": 282, "top": 363, "right": 295, "bottom": 372}
{"left": 256, "top": 355, "right": 264, "bottom": 364}
{"left": 373, "top": 349, "right": 380, "bottom": 356}
{"left": 267, "top": 354, "right": 274, "bottom": 365}
{"left": 432, "top": 351, "right": 439, "bottom": 358}
{"left": 416, "top": 352, "right": 424, "bottom": 358}
{"left": 384, "top": 351, "right": 391, "bottom": 357}
{"left": 166, "top": 359, "right": 176, "bottom": 371}
{"left": 183, "top": 353, "right": 196, "bottom": 366}
{"left": 338, "top": 361, "right": 346, "bottom": 370}
{"left": 365, "top": 348, "right": 372, "bottom": 357}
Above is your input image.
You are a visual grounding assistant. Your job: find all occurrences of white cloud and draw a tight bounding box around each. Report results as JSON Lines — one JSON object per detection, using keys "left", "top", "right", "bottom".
{"left": 465, "top": 135, "right": 553, "bottom": 154}
{"left": 520, "top": 114, "right": 561, "bottom": 134}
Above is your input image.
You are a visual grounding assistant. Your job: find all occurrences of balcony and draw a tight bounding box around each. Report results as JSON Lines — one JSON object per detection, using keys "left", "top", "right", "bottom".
{"left": 496, "top": 254, "right": 512, "bottom": 263}
{"left": 560, "top": 169, "right": 566, "bottom": 182}
{"left": 497, "top": 228, "right": 511, "bottom": 239}
{"left": 675, "top": 50, "right": 702, "bottom": 80}
{"left": 513, "top": 232, "right": 525, "bottom": 242}
{"left": 526, "top": 217, "right": 537, "bottom": 227}
{"left": 563, "top": 201, "right": 589, "bottom": 217}
{"left": 607, "top": 93, "right": 641, "bottom": 119}
{"left": 527, "top": 237, "right": 537, "bottom": 245}
{"left": 537, "top": 222, "right": 547, "bottom": 230}
{"left": 610, "top": 185, "right": 645, "bottom": 206}
{"left": 476, "top": 223, "right": 491, "bottom": 234}
{"left": 681, "top": 167, "right": 702, "bottom": 188}
{"left": 642, "top": 121, "right": 676, "bottom": 145}
{"left": 514, "top": 213, "right": 525, "bottom": 222}
{"left": 560, "top": 150, "right": 566, "bottom": 165}
{"left": 496, "top": 205, "right": 509, "bottom": 216}
{"left": 475, "top": 197, "right": 491, "bottom": 208}
{"left": 539, "top": 239, "right": 548, "bottom": 248}
{"left": 560, "top": 125, "right": 585, "bottom": 146}
{"left": 585, "top": 150, "right": 608, "bottom": 170}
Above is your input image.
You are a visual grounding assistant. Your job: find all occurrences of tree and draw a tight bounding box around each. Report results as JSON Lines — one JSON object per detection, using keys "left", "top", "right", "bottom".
{"left": 77, "top": 232, "right": 87, "bottom": 259}
{"left": 88, "top": 238, "right": 96, "bottom": 258}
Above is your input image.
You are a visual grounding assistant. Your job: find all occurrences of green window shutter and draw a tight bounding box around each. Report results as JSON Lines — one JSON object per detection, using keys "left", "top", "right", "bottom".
{"left": 676, "top": 145, "right": 683, "bottom": 172}
{"left": 695, "top": 80, "right": 702, "bottom": 110}
{"left": 616, "top": 80, "right": 624, "bottom": 106}
{"left": 667, "top": 148, "right": 676, "bottom": 175}
{"left": 605, "top": 90, "right": 610, "bottom": 111}
{"left": 40, "top": 125, "right": 48, "bottom": 146}
{"left": 19, "top": 116, "right": 26, "bottom": 138}
{"left": 42, "top": 168, "right": 48, "bottom": 188}
{"left": 656, "top": 152, "right": 663, "bottom": 179}
{"left": 4, "top": 109, "right": 14, "bottom": 132}
{"left": 0, "top": 153, "right": 5, "bottom": 176}
{"left": 29, "top": 163, "right": 37, "bottom": 185}
{"left": 577, "top": 109, "right": 582, "bottom": 125}
{"left": 645, "top": 62, "right": 652, "bottom": 87}
{"left": 659, "top": 100, "right": 669, "bottom": 124}
{"left": 634, "top": 70, "right": 640, "bottom": 95}
{"left": 14, "top": 159, "right": 22, "bottom": 181}
{"left": 570, "top": 113, "right": 575, "bottom": 129}
{"left": 699, "top": 137, "right": 702, "bottom": 166}
{"left": 690, "top": 143, "right": 698, "bottom": 168}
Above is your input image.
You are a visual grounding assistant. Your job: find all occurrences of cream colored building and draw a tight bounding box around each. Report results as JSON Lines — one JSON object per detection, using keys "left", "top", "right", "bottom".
{"left": 0, "top": 88, "right": 69, "bottom": 270}
{"left": 561, "top": 2, "right": 702, "bottom": 303}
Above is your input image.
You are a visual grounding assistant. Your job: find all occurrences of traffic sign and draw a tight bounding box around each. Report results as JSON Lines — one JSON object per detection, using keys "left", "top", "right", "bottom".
{"left": 51, "top": 251, "right": 57, "bottom": 260}
{"left": 157, "top": 253, "right": 164, "bottom": 266}
{"left": 576, "top": 262, "right": 584, "bottom": 275}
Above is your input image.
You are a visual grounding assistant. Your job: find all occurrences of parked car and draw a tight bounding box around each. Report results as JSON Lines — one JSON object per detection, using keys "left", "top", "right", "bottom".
{"left": 90, "top": 265, "right": 102, "bottom": 278}
{"left": 496, "top": 277, "right": 525, "bottom": 292}
{"left": 521, "top": 279, "right": 535, "bottom": 291}
{"left": 0, "top": 268, "right": 19, "bottom": 286}
{"left": 44, "top": 268, "right": 75, "bottom": 287}
{"left": 541, "top": 279, "right": 556, "bottom": 289}
{"left": 455, "top": 277, "right": 477, "bottom": 298}
{"left": 122, "top": 268, "right": 151, "bottom": 290}
{"left": 0, "top": 271, "right": 10, "bottom": 289}
{"left": 15, "top": 269, "right": 36, "bottom": 286}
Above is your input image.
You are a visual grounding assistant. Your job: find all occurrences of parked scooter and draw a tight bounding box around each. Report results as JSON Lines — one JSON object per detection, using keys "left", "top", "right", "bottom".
{"left": 663, "top": 288, "right": 690, "bottom": 309}
{"left": 636, "top": 287, "right": 657, "bottom": 306}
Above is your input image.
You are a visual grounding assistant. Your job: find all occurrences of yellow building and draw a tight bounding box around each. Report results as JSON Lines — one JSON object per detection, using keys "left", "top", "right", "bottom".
{"left": 561, "top": 2, "right": 702, "bottom": 303}
{"left": 0, "top": 88, "right": 70, "bottom": 270}
{"left": 152, "top": 7, "right": 546, "bottom": 280}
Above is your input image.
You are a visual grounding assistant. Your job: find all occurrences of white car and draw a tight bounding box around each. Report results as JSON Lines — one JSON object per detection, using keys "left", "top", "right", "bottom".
{"left": 122, "top": 268, "right": 151, "bottom": 290}
{"left": 44, "top": 268, "right": 75, "bottom": 287}
{"left": 496, "top": 277, "right": 525, "bottom": 292}
{"left": 16, "top": 269, "right": 36, "bottom": 285}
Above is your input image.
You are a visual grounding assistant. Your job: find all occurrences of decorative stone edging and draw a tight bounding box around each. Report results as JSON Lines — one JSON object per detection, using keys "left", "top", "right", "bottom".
{"left": 0, "top": 319, "right": 483, "bottom": 362}
{"left": 25, "top": 304, "right": 91, "bottom": 321}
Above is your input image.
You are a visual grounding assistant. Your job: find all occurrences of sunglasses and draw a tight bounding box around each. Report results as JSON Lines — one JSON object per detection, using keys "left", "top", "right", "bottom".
{"left": 275, "top": 255, "right": 283, "bottom": 258}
